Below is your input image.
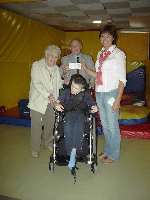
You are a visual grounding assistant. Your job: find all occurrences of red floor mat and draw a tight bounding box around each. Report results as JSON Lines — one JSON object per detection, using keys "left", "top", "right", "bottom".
{"left": 120, "top": 123, "right": 150, "bottom": 139}
{"left": 0, "top": 107, "right": 20, "bottom": 117}
{"left": 0, "top": 106, "right": 30, "bottom": 119}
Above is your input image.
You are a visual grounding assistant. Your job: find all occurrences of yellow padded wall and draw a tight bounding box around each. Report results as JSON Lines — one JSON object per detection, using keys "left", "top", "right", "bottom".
{"left": 117, "top": 32, "right": 149, "bottom": 61}
{"left": 0, "top": 9, "right": 65, "bottom": 108}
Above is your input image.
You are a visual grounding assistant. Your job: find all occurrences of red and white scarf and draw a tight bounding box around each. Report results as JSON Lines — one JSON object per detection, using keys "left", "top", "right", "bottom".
{"left": 96, "top": 49, "right": 111, "bottom": 86}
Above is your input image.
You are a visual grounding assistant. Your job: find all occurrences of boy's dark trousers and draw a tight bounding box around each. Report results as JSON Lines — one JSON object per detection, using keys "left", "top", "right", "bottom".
{"left": 64, "top": 111, "right": 85, "bottom": 156}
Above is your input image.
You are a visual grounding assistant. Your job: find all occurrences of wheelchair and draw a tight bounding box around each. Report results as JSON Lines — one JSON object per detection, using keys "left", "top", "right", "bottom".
{"left": 49, "top": 110, "right": 98, "bottom": 183}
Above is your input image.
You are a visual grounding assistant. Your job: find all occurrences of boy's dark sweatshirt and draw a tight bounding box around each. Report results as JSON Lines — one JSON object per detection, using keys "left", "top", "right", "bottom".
{"left": 58, "top": 88, "right": 96, "bottom": 114}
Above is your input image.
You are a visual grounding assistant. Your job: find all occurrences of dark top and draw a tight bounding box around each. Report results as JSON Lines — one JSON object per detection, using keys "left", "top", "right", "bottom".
{"left": 58, "top": 89, "right": 96, "bottom": 113}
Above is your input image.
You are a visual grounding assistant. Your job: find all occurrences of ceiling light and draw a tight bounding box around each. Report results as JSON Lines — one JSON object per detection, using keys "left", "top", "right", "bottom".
{"left": 92, "top": 20, "right": 102, "bottom": 24}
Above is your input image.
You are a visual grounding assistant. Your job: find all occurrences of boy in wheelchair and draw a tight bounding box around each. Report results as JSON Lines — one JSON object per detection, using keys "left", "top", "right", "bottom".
{"left": 54, "top": 74, "right": 98, "bottom": 171}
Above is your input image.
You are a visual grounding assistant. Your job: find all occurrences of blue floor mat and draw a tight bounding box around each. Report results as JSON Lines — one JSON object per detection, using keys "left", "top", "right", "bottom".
{"left": 0, "top": 116, "right": 31, "bottom": 127}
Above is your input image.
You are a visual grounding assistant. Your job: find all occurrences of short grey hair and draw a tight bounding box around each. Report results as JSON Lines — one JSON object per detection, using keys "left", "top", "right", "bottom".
{"left": 45, "top": 45, "right": 61, "bottom": 57}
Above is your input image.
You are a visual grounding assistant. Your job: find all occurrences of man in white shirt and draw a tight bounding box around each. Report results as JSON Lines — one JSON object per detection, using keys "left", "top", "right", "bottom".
{"left": 28, "top": 45, "right": 63, "bottom": 158}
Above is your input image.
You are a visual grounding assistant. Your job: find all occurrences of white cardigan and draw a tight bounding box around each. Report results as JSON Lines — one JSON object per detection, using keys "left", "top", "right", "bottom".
{"left": 28, "top": 58, "right": 63, "bottom": 114}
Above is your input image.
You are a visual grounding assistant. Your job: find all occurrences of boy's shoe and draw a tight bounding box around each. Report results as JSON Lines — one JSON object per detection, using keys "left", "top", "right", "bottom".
{"left": 68, "top": 148, "right": 76, "bottom": 170}
{"left": 32, "top": 151, "right": 39, "bottom": 158}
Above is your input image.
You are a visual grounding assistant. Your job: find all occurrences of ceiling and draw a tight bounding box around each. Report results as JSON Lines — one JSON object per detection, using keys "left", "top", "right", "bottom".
{"left": 0, "top": 0, "right": 150, "bottom": 31}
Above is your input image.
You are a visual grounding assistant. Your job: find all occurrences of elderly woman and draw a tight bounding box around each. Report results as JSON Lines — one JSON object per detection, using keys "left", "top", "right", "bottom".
{"left": 82, "top": 24, "right": 126, "bottom": 164}
{"left": 28, "top": 45, "right": 63, "bottom": 158}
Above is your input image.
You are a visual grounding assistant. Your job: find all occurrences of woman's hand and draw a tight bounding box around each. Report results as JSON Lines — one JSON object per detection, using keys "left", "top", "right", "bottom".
{"left": 55, "top": 103, "right": 64, "bottom": 112}
{"left": 112, "top": 99, "right": 120, "bottom": 112}
{"left": 90, "top": 105, "right": 98, "bottom": 113}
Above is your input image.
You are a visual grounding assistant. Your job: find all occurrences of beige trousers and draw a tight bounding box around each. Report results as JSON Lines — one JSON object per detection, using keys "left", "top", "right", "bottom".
{"left": 30, "top": 105, "right": 55, "bottom": 152}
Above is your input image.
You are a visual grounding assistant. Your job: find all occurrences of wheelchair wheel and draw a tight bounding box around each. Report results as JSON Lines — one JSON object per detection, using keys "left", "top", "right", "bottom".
{"left": 49, "top": 156, "right": 55, "bottom": 172}
{"left": 90, "top": 162, "right": 97, "bottom": 173}
{"left": 90, "top": 154, "right": 97, "bottom": 173}
{"left": 49, "top": 162, "right": 52, "bottom": 171}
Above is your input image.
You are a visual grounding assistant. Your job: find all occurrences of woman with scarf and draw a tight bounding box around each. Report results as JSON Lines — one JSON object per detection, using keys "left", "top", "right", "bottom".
{"left": 81, "top": 24, "right": 126, "bottom": 164}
